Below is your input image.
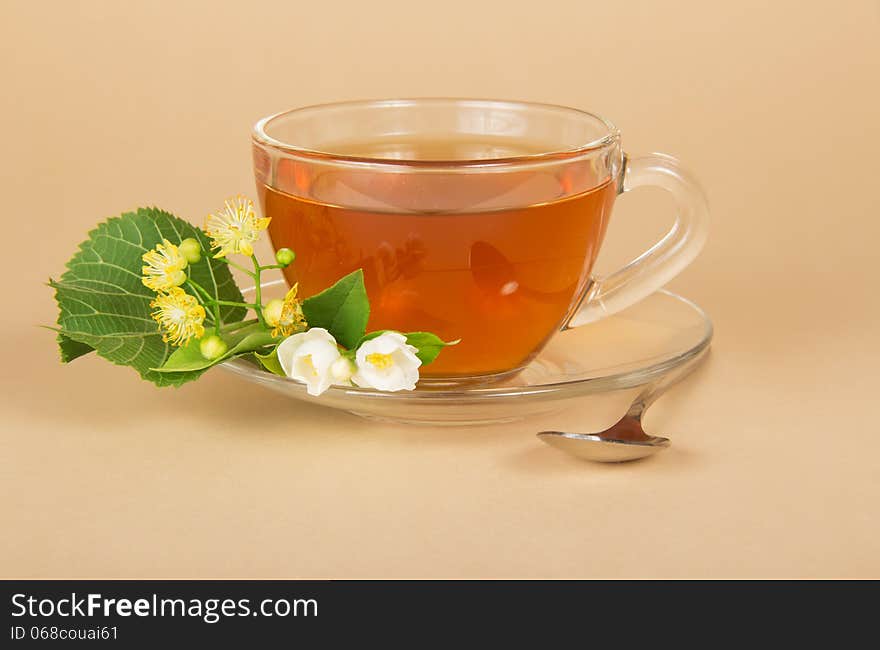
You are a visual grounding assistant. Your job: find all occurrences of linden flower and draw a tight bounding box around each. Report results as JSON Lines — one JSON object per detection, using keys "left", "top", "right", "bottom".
{"left": 276, "top": 328, "right": 342, "bottom": 396}
{"left": 149, "top": 287, "right": 206, "bottom": 347}
{"left": 352, "top": 331, "right": 421, "bottom": 392}
{"left": 203, "top": 195, "right": 270, "bottom": 258}
{"left": 266, "top": 284, "right": 307, "bottom": 338}
{"left": 141, "top": 239, "right": 187, "bottom": 292}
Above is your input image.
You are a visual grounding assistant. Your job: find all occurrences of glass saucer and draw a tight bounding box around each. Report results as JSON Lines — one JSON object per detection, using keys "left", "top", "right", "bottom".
{"left": 221, "top": 284, "right": 712, "bottom": 426}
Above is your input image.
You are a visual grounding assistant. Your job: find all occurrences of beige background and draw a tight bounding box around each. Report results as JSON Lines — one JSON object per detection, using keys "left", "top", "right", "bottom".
{"left": 2, "top": 0, "right": 878, "bottom": 578}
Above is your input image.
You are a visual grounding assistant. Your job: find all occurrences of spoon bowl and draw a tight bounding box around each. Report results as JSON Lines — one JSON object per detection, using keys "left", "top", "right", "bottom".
{"left": 538, "top": 417, "right": 669, "bottom": 463}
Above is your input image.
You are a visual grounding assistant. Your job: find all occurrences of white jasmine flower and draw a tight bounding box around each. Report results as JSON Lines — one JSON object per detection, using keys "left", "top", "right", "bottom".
{"left": 330, "top": 357, "right": 355, "bottom": 384}
{"left": 276, "top": 328, "right": 341, "bottom": 396}
{"left": 352, "top": 331, "right": 421, "bottom": 392}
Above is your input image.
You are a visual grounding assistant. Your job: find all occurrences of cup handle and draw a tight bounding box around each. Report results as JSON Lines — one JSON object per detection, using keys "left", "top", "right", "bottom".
{"left": 565, "top": 152, "right": 710, "bottom": 328}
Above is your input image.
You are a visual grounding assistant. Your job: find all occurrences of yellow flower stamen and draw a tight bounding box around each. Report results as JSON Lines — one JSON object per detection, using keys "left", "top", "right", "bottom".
{"left": 366, "top": 352, "right": 394, "bottom": 370}
{"left": 203, "top": 195, "right": 270, "bottom": 258}
{"left": 271, "top": 283, "right": 308, "bottom": 338}
{"left": 149, "top": 287, "right": 206, "bottom": 347}
{"left": 142, "top": 239, "right": 187, "bottom": 292}
{"left": 301, "top": 354, "right": 318, "bottom": 377}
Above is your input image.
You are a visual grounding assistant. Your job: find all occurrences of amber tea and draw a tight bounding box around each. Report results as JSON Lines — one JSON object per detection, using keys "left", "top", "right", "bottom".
{"left": 257, "top": 135, "right": 617, "bottom": 378}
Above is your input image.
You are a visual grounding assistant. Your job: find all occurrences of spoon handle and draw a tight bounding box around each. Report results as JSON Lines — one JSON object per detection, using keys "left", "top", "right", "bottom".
{"left": 625, "top": 349, "right": 709, "bottom": 426}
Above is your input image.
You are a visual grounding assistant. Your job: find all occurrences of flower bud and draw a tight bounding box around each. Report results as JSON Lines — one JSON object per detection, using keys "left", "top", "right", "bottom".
{"left": 275, "top": 248, "right": 296, "bottom": 266}
{"left": 169, "top": 269, "right": 188, "bottom": 288}
{"left": 330, "top": 356, "right": 355, "bottom": 383}
{"left": 264, "top": 299, "right": 284, "bottom": 327}
{"left": 178, "top": 237, "right": 202, "bottom": 264}
{"left": 199, "top": 334, "right": 228, "bottom": 360}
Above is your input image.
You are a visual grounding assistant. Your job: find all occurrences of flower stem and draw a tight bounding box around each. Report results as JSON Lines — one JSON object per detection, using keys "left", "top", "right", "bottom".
{"left": 215, "top": 299, "right": 260, "bottom": 308}
{"left": 251, "top": 254, "right": 266, "bottom": 326}
{"left": 186, "top": 277, "right": 222, "bottom": 334}
{"left": 212, "top": 304, "right": 221, "bottom": 335}
{"left": 188, "top": 278, "right": 259, "bottom": 312}
{"left": 186, "top": 278, "right": 213, "bottom": 303}
{"left": 220, "top": 318, "right": 258, "bottom": 333}
{"left": 210, "top": 269, "right": 221, "bottom": 335}
{"left": 217, "top": 257, "right": 256, "bottom": 278}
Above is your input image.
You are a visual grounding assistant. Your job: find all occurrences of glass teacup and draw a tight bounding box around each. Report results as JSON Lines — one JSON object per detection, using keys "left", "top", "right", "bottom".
{"left": 253, "top": 99, "right": 708, "bottom": 381}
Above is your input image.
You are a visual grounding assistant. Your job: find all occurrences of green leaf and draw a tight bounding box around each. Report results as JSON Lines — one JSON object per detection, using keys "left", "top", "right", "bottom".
{"left": 403, "top": 332, "right": 459, "bottom": 365}
{"left": 154, "top": 323, "right": 278, "bottom": 373}
{"left": 301, "top": 269, "right": 369, "bottom": 349}
{"left": 57, "top": 331, "right": 94, "bottom": 363}
{"left": 51, "top": 207, "right": 246, "bottom": 387}
{"left": 255, "top": 348, "right": 285, "bottom": 376}
{"left": 355, "top": 331, "right": 385, "bottom": 345}
{"left": 354, "top": 330, "right": 459, "bottom": 365}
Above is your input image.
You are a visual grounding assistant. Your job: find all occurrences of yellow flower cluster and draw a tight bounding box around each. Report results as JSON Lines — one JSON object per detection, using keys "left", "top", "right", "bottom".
{"left": 203, "top": 195, "right": 270, "bottom": 258}
{"left": 265, "top": 284, "right": 308, "bottom": 338}
{"left": 141, "top": 196, "right": 285, "bottom": 349}
{"left": 142, "top": 238, "right": 204, "bottom": 347}
{"left": 142, "top": 239, "right": 187, "bottom": 292}
{"left": 150, "top": 288, "right": 206, "bottom": 346}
